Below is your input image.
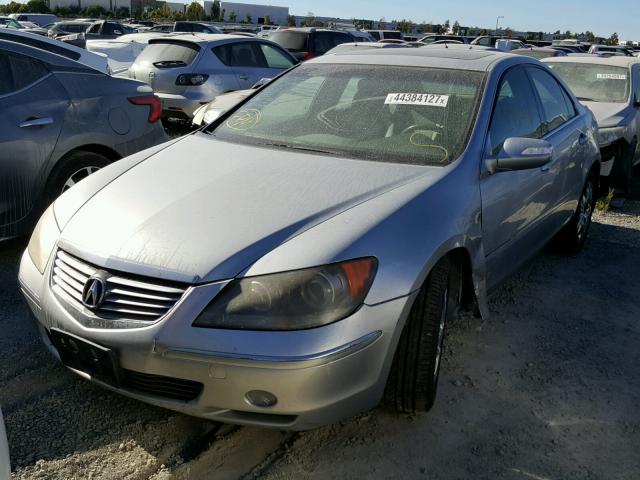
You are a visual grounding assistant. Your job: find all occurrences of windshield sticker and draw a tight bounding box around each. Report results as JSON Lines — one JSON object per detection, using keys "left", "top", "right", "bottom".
{"left": 385, "top": 93, "right": 450, "bottom": 107}
{"left": 226, "top": 109, "right": 261, "bottom": 131}
{"left": 596, "top": 74, "right": 627, "bottom": 80}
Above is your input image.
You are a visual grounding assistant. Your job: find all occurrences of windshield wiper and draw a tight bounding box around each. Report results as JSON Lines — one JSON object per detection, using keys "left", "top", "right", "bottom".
{"left": 262, "top": 142, "right": 342, "bottom": 156}
{"left": 576, "top": 96, "right": 595, "bottom": 101}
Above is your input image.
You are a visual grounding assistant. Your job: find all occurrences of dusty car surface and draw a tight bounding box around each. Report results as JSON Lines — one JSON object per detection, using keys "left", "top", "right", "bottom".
{"left": 19, "top": 45, "right": 600, "bottom": 431}
{"left": 128, "top": 34, "right": 297, "bottom": 119}
{"left": 0, "top": 38, "right": 167, "bottom": 240}
{"left": 544, "top": 56, "right": 640, "bottom": 193}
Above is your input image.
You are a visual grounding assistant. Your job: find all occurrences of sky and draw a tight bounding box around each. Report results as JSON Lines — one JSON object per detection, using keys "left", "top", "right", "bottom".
{"left": 262, "top": 0, "right": 637, "bottom": 40}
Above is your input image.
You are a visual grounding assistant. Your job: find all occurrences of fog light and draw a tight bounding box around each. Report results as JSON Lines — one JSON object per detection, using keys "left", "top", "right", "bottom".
{"left": 245, "top": 390, "right": 278, "bottom": 408}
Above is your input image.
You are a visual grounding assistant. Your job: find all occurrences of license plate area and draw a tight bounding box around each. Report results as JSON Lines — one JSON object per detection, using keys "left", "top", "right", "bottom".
{"left": 49, "top": 328, "right": 121, "bottom": 386}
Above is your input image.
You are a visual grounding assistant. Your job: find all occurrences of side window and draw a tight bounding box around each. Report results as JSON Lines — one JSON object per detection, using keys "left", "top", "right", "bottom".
{"left": 369, "top": 31, "right": 380, "bottom": 40}
{"left": 259, "top": 44, "right": 294, "bottom": 69}
{"left": 87, "top": 23, "right": 101, "bottom": 34}
{"left": 313, "top": 32, "right": 335, "bottom": 55}
{"left": 488, "top": 67, "right": 544, "bottom": 155}
{"left": 528, "top": 67, "right": 575, "bottom": 132}
{"left": 633, "top": 67, "right": 640, "bottom": 104}
{"left": 332, "top": 32, "right": 353, "bottom": 47}
{"left": 0, "top": 52, "right": 49, "bottom": 96}
{"left": 214, "top": 42, "right": 265, "bottom": 68}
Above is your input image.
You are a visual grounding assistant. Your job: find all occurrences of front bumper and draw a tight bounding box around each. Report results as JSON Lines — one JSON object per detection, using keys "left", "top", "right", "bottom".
{"left": 18, "top": 249, "right": 415, "bottom": 430}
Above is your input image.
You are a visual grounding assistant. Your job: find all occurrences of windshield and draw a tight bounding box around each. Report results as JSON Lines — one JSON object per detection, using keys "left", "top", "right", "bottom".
{"left": 548, "top": 63, "right": 630, "bottom": 103}
{"left": 209, "top": 64, "right": 485, "bottom": 166}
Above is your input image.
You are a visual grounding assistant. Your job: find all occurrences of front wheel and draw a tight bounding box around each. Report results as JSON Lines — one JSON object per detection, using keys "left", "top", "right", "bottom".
{"left": 45, "top": 151, "right": 111, "bottom": 205}
{"left": 555, "top": 174, "right": 595, "bottom": 254}
{"left": 384, "top": 258, "right": 456, "bottom": 413}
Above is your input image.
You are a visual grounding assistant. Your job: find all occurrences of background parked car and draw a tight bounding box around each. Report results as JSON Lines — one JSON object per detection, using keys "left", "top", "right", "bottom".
{"left": 0, "top": 16, "right": 47, "bottom": 35}
{"left": 326, "top": 42, "right": 410, "bottom": 55}
{"left": 128, "top": 34, "right": 296, "bottom": 119}
{"left": 8, "top": 13, "right": 58, "bottom": 27}
{"left": 268, "top": 27, "right": 354, "bottom": 61}
{"left": 365, "top": 29, "right": 402, "bottom": 41}
{"left": 0, "top": 409, "right": 8, "bottom": 480}
{"left": 85, "top": 20, "right": 136, "bottom": 40}
{"left": 47, "top": 21, "right": 93, "bottom": 39}
{"left": 419, "top": 34, "right": 471, "bottom": 44}
{"left": 348, "top": 30, "right": 375, "bottom": 42}
{"left": 588, "top": 44, "right": 634, "bottom": 57}
{"left": 512, "top": 47, "right": 567, "bottom": 60}
{"left": 544, "top": 56, "right": 640, "bottom": 195}
{"left": 0, "top": 38, "right": 167, "bottom": 239}
{"left": 147, "top": 21, "right": 222, "bottom": 34}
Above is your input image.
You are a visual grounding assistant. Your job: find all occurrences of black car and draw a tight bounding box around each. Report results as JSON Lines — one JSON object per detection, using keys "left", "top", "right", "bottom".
{"left": 47, "top": 21, "right": 92, "bottom": 39}
{"left": 147, "top": 21, "right": 222, "bottom": 34}
{"left": 268, "top": 27, "right": 355, "bottom": 60}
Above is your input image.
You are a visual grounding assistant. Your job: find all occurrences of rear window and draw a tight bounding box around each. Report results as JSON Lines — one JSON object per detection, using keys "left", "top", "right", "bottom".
{"left": 209, "top": 64, "right": 485, "bottom": 167}
{"left": 269, "top": 31, "right": 308, "bottom": 51}
{"left": 547, "top": 63, "right": 630, "bottom": 103}
{"left": 382, "top": 31, "right": 402, "bottom": 40}
{"left": 60, "top": 23, "right": 89, "bottom": 33}
{"left": 136, "top": 41, "right": 201, "bottom": 67}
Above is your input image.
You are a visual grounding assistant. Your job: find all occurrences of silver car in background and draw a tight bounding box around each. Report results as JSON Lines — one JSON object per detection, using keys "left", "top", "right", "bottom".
{"left": 128, "top": 34, "right": 297, "bottom": 119}
{"left": 545, "top": 56, "right": 640, "bottom": 194}
{"left": 20, "top": 46, "right": 599, "bottom": 430}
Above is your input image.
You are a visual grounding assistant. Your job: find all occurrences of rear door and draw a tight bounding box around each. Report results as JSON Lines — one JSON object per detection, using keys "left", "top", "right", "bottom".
{"left": 213, "top": 41, "right": 273, "bottom": 89}
{"left": 526, "top": 65, "right": 584, "bottom": 218}
{"left": 0, "top": 51, "right": 67, "bottom": 232}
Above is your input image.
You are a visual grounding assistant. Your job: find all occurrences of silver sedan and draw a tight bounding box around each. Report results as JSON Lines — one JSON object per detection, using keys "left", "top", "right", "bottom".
{"left": 19, "top": 45, "right": 600, "bottom": 430}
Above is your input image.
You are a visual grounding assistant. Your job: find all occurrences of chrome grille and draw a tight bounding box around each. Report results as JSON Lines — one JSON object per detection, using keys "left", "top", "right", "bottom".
{"left": 52, "top": 249, "right": 187, "bottom": 323}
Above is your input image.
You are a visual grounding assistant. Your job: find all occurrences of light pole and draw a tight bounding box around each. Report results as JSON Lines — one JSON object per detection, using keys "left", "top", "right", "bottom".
{"left": 495, "top": 16, "right": 504, "bottom": 35}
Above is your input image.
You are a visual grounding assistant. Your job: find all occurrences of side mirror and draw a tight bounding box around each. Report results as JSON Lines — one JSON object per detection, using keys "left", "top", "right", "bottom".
{"left": 487, "top": 137, "right": 553, "bottom": 173}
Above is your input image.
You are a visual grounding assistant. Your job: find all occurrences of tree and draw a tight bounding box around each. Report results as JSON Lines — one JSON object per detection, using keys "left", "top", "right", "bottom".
{"left": 504, "top": 26, "right": 514, "bottom": 38}
{"left": 378, "top": 17, "right": 386, "bottom": 29}
{"left": 211, "top": 0, "right": 220, "bottom": 21}
{"left": 607, "top": 32, "right": 619, "bottom": 45}
{"left": 186, "top": 2, "right": 204, "bottom": 20}
{"left": 303, "top": 11, "right": 314, "bottom": 27}
{"left": 479, "top": 28, "right": 489, "bottom": 36}
{"left": 228, "top": 11, "right": 237, "bottom": 22}
{"left": 24, "top": 0, "right": 49, "bottom": 13}
{"left": 286, "top": 14, "right": 296, "bottom": 27}
{"left": 244, "top": 12, "right": 252, "bottom": 24}
{"left": 564, "top": 30, "right": 572, "bottom": 39}
{"left": 440, "top": 19, "right": 450, "bottom": 34}
{"left": 263, "top": 14, "right": 271, "bottom": 25}
{"left": 584, "top": 30, "right": 596, "bottom": 43}
{"left": 114, "top": 6, "right": 129, "bottom": 18}
{"left": 452, "top": 20, "right": 460, "bottom": 35}
{"left": 396, "top": 19, "right": 412, "bottom": 33}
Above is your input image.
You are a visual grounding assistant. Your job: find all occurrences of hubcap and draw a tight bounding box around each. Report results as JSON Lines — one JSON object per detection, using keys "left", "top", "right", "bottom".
{"left": 576, "top": 181, "right": 593, "bottom": 240}
{"left": 433, "top": 287, "right": 448, "bottom": 381}
{"left": 62, "top": 166, "right": 101, "bottom": 194}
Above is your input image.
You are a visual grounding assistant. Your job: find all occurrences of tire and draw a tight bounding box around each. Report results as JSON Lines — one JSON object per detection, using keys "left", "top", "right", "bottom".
{"left": 612, "top": 141, "right": 635, "bottom": 195}
{"left": 555, "top": 174, "right": 596, "bottom": 254}
{"left": 384, "top": 257, "right": 456, "bottom": 414}
{"left": 45, "top": 151, "right": 111, "bottom": 205}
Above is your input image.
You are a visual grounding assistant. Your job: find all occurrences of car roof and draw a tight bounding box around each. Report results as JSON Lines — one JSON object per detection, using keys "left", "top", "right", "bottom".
{"left": 311, "top": 44, "right": 523, "bottom": 71}
{"left": 543, "top": 55, "right": 640, "bottom": 67}
{"left": 147, "top": 33, "right": 264, "bottom": 44}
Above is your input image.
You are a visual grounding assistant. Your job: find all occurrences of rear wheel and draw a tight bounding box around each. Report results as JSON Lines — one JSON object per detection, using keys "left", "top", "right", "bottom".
{"left": 384, "top": 257, "right": 457, "bottom": 413}
{"left": 45, "top": 151, "right": 111, "bottom": 204}
{"left": 555, "top": 174, "right": 595, "bottom": 254}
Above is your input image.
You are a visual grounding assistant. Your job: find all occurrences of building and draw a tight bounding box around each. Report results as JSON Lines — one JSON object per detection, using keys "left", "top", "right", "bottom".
{"left": 219, "top": 2, "right": 288, "bottom": 25}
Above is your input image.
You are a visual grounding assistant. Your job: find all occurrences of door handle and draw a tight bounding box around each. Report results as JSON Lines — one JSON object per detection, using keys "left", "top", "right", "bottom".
{"left": 238, "top": 75, "right": 249, "bottom": 81}
{"left": 19, "top": 117, "right": 54, "bottom": 128}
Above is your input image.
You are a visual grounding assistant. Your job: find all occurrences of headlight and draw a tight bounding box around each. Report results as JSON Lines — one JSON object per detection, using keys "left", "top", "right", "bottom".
{"left": 27, "top": 204, "right": 60, "bottom": 274}
{"left": 193, "top": 257, "right": 378, "bottom": 331}
{"left": 203, "top": 108, "right": 226, "bottom": 124}
{"left": 597, "top": 126, "right": 625, "bottom": 146}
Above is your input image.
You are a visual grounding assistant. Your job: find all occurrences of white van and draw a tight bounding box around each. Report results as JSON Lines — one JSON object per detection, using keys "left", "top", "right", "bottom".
{"left": 9, "top": 13, "right": 58, "bottom": 27}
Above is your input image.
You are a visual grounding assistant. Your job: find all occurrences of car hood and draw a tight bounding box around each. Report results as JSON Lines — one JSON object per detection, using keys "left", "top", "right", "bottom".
{"left": 582, "top": 101, "right": 629, "bottom": 128}
{"left": 59, "top": 135, "right": 429, "bottom": 283}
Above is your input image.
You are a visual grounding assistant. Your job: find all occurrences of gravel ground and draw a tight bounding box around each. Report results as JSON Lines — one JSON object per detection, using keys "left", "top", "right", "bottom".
{"left": 1, "top": 184, "right": 639, "bottom": 480}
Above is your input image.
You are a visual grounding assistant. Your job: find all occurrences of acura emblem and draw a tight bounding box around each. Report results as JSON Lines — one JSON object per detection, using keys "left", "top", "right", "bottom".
{"left": 82, "top": 276, "right": 106, "bottom": 308}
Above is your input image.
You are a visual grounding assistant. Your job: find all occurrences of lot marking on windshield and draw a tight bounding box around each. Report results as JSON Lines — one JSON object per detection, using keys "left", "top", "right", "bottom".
{"left": 596, "top": 74, "right": 627, "bottom": 80}
{"left": 226, "top": 109, "right": 261, "bottom": 131}
{"left": 385, "top": 93, "right": 450, "bottom": 107}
